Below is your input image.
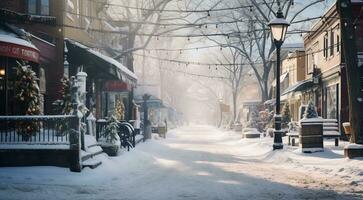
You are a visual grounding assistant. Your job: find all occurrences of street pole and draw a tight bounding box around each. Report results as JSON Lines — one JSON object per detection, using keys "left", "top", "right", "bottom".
{"left": 337, "top": 0, "right": 363, "bottom": 158}
{"left": 142, "top": 94, "right": 150, "bottom": 141}
{"left": 273, "top": 41, "right": 284, "bottom": 150}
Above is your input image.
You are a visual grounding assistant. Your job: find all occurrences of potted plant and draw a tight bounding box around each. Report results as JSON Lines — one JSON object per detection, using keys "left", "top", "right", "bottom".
{"left": 99, "top": 116, "right": 121, "bottom": 156}
{"left": 342, "top": 122, "right": 351, "bottom": 140}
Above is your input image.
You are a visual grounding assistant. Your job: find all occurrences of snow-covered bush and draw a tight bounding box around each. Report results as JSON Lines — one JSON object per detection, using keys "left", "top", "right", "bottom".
{"left": 303, "top": 101, "right": 318, "bottom": 119}
{"left": 281, "top": 102, "right": 291, "bottom": 127}
{"left": 14, "top": 62, "right": 41, "bottom": 138}
{"left": 99, "top": 116, "right": 121, "bottom": 145}
{"left": 246, "top": 107, "right": 262, "bottom": 132}
{"left": 259, "top": 109, "right": 274, "bottom": 131}
{"left": 99, "top": 116, "right": 121, "bottom": 156}
{"left": 288, "top": 121, "right": 299, "bottom": 133}
{"left": 266, "top": 128, "right": 275, "bottom": 138}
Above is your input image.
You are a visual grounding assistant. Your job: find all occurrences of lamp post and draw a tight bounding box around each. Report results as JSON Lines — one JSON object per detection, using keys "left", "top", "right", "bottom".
{"left": 268, "top": 8, "right": 290, "bottom": 150}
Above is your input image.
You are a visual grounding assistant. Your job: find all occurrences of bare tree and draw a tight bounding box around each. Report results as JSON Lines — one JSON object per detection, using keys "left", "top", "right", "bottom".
{"left": 205, "top": 0, "right": 326, "bottom": 101}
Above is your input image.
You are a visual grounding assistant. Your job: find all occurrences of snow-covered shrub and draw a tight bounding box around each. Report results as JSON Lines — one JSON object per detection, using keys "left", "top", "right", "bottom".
{"left": 246, "top": 107, "right": 262, "bottom": 131}
{"left": 266, "top": 128, "right": 275, "bottom": 138}
{"left": 303, "top": 101, "right": 318, "bottom": 119}
{"left": 281, "top": 102, "right": 291, "bottom": 128}
{"left": 288, "top": 121, "right": 299, "bottom": 133}
{"left": 99, "top": 116, "right": 120, "bottom": 145}
{"left": 99, "top": 116, "right": 121, "bottom": 156}
{"left": 14, "top": 62, "right": 41, "bottom": 138}
{"left": 259, "top": 109, "right": 274, "bottom": 131}
{"left": 53, "top": 76, "right": 72, "bottom": 135}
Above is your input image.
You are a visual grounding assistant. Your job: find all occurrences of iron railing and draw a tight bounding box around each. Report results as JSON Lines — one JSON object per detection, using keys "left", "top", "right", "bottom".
{"left": 0, "top": 115, "right": 77, "bottom": 145}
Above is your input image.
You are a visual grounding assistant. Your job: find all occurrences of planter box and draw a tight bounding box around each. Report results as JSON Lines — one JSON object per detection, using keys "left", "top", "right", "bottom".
{"left": 101, "top": 145, "right": 119, "bottom": 156}
{"left": 299, "top": 119, "right": 323, "bottom": 153}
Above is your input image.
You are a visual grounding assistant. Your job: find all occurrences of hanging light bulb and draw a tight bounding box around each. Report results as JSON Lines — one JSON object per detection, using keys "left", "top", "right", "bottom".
{"left": 291, "top": 0, "right": 294, "bottom": 6}
{"left": 220, "top": 46, "right": 223, "bottom": 51}
{"left": 216, "top": 24, "right": 218, "bottom": 29}
{"left": 187, "top": 36, "right": 190, "bottom": 41}
{"left": 249, "top": 6, "right": 253, "bottom": 12}
{"left": 205, "top": 24, "right": 208, "bottom": 29}
{"left": 207, "top": 11, "right": 211, "bottom": 19}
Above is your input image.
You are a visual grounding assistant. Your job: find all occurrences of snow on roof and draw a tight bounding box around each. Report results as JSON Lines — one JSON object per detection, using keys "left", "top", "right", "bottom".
{"left": 67, "top": 39, "right": 137, "bottom": 81}
{"left": 281, "top": 43, "right": 304, "bottom": 50}
{"left": 0, "top": 32, "right": 39, "bottom": 51}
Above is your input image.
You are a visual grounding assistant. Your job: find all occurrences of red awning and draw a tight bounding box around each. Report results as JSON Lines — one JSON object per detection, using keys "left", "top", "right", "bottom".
{"left": 0, "top": 34, "right": 40, "bottom": 63}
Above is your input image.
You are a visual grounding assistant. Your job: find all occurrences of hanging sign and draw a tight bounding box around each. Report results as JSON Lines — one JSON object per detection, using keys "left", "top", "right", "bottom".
{"left": 103, "top": 81, "right": 131, "bottom": 92}
{"left": 0, "top": 41, "right": 40, "bottom": 63}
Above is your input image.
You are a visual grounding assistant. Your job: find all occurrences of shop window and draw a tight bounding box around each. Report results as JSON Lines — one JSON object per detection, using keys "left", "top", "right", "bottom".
{"left": 325, "top": 84, "right": 338, "bottom": 119}
{"left": 27, "top": 0, "right": 49, "bottom": 15}
{"left": 28, "top": 0, "right": 37, "bottom": 14}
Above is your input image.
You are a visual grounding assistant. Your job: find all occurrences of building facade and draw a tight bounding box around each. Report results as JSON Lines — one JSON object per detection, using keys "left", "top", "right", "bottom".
{"left": 0, "top": 0, "right": 138, "bottom": 121}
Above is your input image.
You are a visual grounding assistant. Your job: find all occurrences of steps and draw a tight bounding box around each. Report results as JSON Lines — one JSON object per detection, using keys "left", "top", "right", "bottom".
{"left": 81, "top": 135, "right": 105, "bottom": 169}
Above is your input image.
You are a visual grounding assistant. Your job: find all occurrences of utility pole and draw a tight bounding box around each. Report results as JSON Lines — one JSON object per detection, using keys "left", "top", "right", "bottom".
{"left": 337, "top": 0, "right": 363, "bottom": 158}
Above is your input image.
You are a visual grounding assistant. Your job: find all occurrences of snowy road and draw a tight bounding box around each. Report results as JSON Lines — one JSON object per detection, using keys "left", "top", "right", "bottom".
{"left": 0, "top": 126, "right": 362, "bottom": 200}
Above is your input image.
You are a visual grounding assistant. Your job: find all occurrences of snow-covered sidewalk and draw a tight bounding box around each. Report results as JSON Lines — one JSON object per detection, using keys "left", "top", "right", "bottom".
{"left": 0, "top": 125, "right": 362, "bottom": 200}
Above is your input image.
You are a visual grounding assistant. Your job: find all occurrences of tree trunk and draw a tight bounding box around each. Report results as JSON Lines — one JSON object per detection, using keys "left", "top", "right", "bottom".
{"left": 337, "top": 0, "right": 363, "bottom": 144}
{"left": 232, "top": 90, "right": 237, "bottom": 123}
{"left": 126, "top": 33, "right": 136, "bottom": 72}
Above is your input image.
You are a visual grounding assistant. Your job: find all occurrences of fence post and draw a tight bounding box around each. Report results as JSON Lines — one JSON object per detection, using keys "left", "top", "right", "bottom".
{"left": 69, "top": 77, "right": 82, "bottom": 172}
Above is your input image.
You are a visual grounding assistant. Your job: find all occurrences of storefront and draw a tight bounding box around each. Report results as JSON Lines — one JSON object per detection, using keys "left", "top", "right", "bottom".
{"left": 101, "top": 81, "right": 133, "bottom": 120}
{"left": 65, "top": 39, "right": 138, "bottom": 120}
{"left": 0, "top": 24, "right": 40, "bottom": 115}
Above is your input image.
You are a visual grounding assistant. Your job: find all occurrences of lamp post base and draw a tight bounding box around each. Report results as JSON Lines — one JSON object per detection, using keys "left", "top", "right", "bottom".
{"left": 273, "top": 130, "right": 284, "bottom": 150}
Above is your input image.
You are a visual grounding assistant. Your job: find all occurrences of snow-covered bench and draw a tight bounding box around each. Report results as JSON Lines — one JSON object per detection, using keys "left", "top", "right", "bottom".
{"left": 287, "top": 119, "right": 340, "bottom": 146}
{"left": 323, "top": 119, "right": 340, "bottom": 146}
{"left": 287, "top": 131, "right": 299, "bottom": 146}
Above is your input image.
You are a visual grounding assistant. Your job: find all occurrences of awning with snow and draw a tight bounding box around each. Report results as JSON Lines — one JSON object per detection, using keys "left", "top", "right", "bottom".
{"left": 0, "top": 26, "right": 39, "bottom": 63}
{"left": 271, "top": 72, "right": 289, "bottom": 87}
{"left": 65, "top": 39, "right": 137, "bottom": 86}
{"left": 281, "top": 79, "right": 314, "bottom": 96}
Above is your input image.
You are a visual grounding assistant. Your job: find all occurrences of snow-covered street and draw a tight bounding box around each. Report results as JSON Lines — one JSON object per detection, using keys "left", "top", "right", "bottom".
{"left": 0, "top": 126, "right": 363, "bottom": 200}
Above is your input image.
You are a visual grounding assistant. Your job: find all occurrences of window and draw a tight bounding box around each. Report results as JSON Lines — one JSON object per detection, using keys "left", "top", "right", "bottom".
{"left": 40, "top": 0, "right": 49, "bottom": 15}
{"left": 337, "top": 35, "right": 340, "bottom": 52}
{"left": 324, "top": 33, "right": 328, "bottom": 58}
{"left": 28, "top": 0, "right": 37, "bottom": 14}
{"left": 325, "top": 84, "right": 338, "bottom": 119}
{"left": 330, "top": 30, "right": 334, "bottom": 56}
{"left": 28, "top": 0, "right": 49, "bottom": 15}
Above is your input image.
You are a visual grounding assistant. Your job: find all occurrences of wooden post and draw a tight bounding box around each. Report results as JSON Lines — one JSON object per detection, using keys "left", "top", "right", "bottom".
{"left": 69, "top": 77, "right": 82, "bottom": 172}
{"left": 337, "top": 0, "right": 363, "bottom": 157}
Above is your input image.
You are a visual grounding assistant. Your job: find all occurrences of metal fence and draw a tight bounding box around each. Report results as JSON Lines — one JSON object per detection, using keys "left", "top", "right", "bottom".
{"left": 0, "top": 115, "right": 76, "bottom": 144}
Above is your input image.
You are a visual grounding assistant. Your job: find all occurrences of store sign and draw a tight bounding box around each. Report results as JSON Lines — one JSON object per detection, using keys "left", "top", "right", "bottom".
{"left": 0, "top": 42, "right": 40, "bottom": 63}
{"left": 104, "top": 81, "right": 131, "bottom": 91}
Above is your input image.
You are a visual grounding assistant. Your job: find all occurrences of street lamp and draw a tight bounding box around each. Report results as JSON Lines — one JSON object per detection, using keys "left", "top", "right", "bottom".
{"left": 268, "top": 8, "right": 289, "bottom": 150}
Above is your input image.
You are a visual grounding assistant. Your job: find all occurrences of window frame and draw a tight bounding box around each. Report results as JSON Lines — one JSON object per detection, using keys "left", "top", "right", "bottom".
{"left": 27, "top": 0, "right": 50, "bottom": 16}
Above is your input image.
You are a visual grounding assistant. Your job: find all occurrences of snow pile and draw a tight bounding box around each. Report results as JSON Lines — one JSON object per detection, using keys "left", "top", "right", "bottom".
{"left": 0, "top": 126, "right": 362, "bottom": 199}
